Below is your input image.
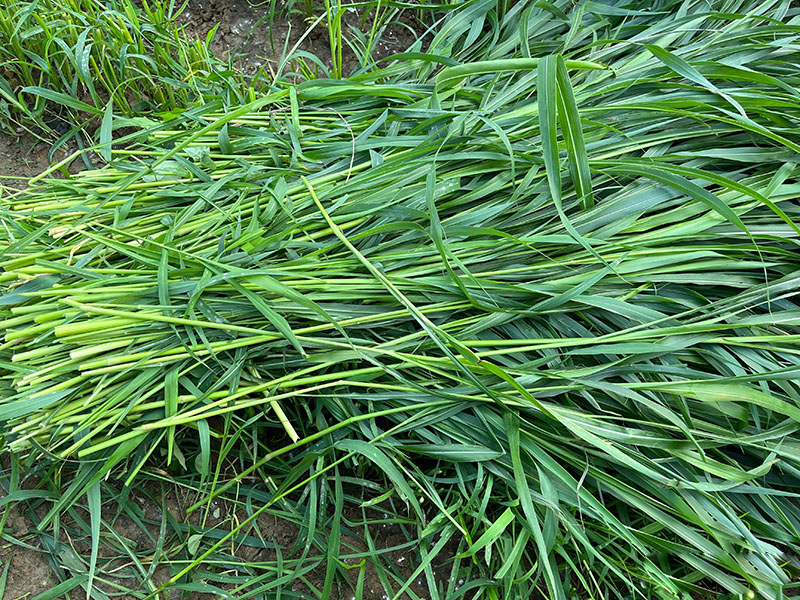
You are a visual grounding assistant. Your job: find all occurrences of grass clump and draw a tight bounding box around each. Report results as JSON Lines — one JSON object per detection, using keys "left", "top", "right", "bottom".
{"left": 2, "top": 1, "right": 800, "bottom": 599}
{"left": 0, "top": 0, "right": 223, "bottom": 138}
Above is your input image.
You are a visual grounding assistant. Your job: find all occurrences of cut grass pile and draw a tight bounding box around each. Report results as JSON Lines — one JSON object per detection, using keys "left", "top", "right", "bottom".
{"left": 2, "top": 1, "right": 800, "bottom": 599}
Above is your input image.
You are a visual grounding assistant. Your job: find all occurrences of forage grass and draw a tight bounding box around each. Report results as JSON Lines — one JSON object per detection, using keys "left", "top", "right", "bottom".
{"left": 2, "top": 1, "right": 800, "bottom": 600}
{"left": 0, "top": 0, "right": 441, "bottom": 142}
{"left": 0, "top": 0, "right": 223, "bottom": 137}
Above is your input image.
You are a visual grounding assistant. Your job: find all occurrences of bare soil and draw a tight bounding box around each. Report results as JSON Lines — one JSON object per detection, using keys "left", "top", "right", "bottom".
{"left": 178, "top": 0, "right": 430, "bottom": 75}
{"left": 0, "top": 503, "right": 59, "bottom": 598}
{"left": 0, "top": 133, "right": 77, "bottom": 182}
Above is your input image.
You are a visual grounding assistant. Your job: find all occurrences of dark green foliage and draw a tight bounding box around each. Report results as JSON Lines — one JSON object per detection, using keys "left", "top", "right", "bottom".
{"left": 2, "top": 1, "right": 800, "bottom": 599}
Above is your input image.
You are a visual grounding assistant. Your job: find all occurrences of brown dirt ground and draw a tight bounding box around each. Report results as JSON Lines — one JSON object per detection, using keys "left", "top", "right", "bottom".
{"left": 178, "top": 0, "right": 430, "bottom": 76}
{"left": 0, "top": 133, "right": 78, "bottom": 182}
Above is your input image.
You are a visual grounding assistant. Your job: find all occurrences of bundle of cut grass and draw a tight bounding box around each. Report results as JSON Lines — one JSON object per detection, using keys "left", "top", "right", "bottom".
{"left": 2, "top": 1, "right": 800, "bottom": 598}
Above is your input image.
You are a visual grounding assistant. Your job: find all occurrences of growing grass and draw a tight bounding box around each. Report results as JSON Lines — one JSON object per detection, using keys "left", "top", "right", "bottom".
{"left": 0, "top": 0, "right": 232, "bottom": 139}
{"left": 2, "top": 1, "right": 800, "bottom": 599}
{"left": 0, "top": 0, "right": 439, "bottom": 150}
